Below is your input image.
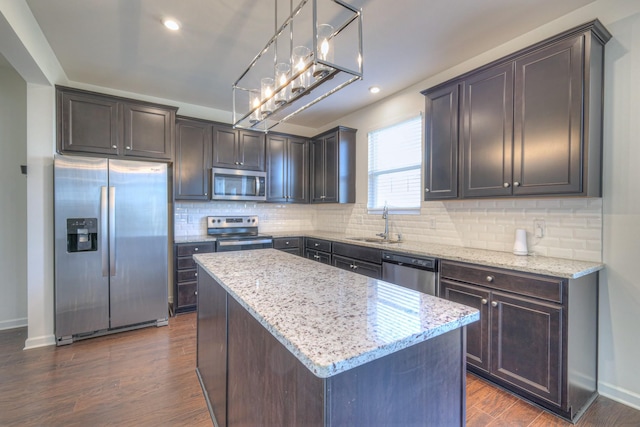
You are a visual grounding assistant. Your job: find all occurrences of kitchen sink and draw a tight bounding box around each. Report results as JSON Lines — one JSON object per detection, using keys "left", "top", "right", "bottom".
{"left": 347, "top": 237, "right": 402, "bottom": 244}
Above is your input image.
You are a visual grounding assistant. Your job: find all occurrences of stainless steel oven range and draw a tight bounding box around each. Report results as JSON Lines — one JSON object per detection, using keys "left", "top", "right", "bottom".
{"left": 207, "top": 215, "right": 273, "bottom": 252}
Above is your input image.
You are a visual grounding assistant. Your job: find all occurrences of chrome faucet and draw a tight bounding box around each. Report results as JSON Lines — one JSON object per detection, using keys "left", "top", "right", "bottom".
{"left": 376, "top": 204, "right": 389, "bottom": 240}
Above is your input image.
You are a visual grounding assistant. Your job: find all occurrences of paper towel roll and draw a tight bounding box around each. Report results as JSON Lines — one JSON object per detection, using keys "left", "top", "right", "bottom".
{"left": 513, "top": 229, "right": 528, "bottom": 255}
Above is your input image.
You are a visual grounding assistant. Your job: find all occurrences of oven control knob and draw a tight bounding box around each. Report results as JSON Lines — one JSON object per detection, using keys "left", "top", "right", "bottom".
{"left": 217, "top": 219, "right": 221, "bottom": 223}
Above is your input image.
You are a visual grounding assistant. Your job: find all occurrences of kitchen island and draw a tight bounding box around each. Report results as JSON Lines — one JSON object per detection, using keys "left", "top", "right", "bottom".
{"left": 194, "top": 249, "right": 479, "bottom": 427}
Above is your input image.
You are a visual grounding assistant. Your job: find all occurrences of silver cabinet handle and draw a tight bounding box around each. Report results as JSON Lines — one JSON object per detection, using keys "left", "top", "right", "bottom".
{"left": 514, "top": 181, "right": 520, "bottom": 187}
{"left": 194, "top": 290, "right": 198, "bottom": 296}
{"left": 491, "top": 301, "right": 498, "bottom": 307}
{"left": 503, "top": 183, "right": 510, "bottom": 188}
{"left": 125, "top": 146, "right": 131, "bottom": 150}
{"left": 425, "top": 188, "right": 430, "bottom": 193}
{"left": 285, "top": 241, "right": 290, "bottom": 245}
{"left": 314, "top": 243, "right": 319, "bottom": 247}
{"left": 235, "top": 161, "right": 239, "bottom": 165}
{"left": 239, "top": 162, "right": 244, "bottom": 166}
{"left": 194, "top": 247, "right": 199, "bottom": 251}
{"left": 486, "top": 275, "right": 494, "bottom": 282}
{"left": 111, "top": 145, "right": 117, "bottom": 149}
{"left": 195, "top": 272, "right": 198, "bottom": 277}
{"left": 313, "top": 254, "right": 320, "bottom": 260}
{"left": 204, "top": 192, "right": 207, "bottom": 196}
{"left": 481, "top": 298, "right": 488, "bottom": 305}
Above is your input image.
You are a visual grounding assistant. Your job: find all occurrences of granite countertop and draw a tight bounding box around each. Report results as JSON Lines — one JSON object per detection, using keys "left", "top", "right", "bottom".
{"left": 174, "top": 235, "right": 217, "bottom": 244}
{"left": 271, "top": 231, "right": 604, "bottom": 279}
{"left": 177, "top": 230, "right": 603, "bottom": 279}
{"left": 194, "top": 249, "right": 479, "bottom": 379}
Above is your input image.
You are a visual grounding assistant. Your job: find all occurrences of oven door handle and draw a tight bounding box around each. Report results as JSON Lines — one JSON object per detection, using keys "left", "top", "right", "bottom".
{"left": 218, "top": 239, "right": 273, "bottom": 247}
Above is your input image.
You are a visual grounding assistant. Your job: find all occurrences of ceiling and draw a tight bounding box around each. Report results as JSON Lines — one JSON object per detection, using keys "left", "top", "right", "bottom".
{"left": 25, "top": 0, "right": 595, "bottom": 129}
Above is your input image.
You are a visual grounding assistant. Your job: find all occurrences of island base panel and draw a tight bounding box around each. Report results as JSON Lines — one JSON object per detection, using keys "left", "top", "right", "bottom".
{"left": 326, "top": 327, "right": 466, "bottom": 426}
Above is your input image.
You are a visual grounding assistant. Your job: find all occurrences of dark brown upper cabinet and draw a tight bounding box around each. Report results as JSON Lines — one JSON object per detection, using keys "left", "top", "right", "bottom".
{"left": 266, "top": 133, "right": 309, "bottom": 203}
{"left": 423, "top": 83, "right": 459, "bottom": 200}
{"left": 461, "top": 62, "right": 515, "bottom": 198}
{"left": 212, "top": 124, "right": 265, "bottom": 171}
{"left": 57, "top": 86, "right": 176, "bottom": 161}
{"left": 310, "top": 126, "right": 356, "bottom": 204}
{"left": 174, "top": 117, "right": 212, "bottom": 201}
{"left": 421, "top": 20, "right": 611, "bottom": 200}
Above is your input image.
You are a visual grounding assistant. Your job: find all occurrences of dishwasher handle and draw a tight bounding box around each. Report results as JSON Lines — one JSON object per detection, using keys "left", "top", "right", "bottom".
{"left": 381, "top": 252, "right": 438, "bottom": 271}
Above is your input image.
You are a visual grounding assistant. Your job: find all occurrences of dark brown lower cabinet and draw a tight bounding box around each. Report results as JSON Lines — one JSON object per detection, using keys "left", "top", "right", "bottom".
{"left": 440, "top": 260, "right": 598, "bottom": 422}
{"left": 174, "top": 241, "right": 215, "bottom": 314}
{"left": 197, "top": 267, "right": 468, "bottom": 426}
{"left": 332, "top": 255, "right": 382, "bottom": 279}
{"left": 273, "top": 237, "right": 303, "bottom": 256}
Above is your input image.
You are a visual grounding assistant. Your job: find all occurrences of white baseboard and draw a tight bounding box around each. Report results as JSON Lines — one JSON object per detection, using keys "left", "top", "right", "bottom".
{"left": 24, "top": 334, "right": 56, "bottom": 350}
{"left": 599, "top": 381, "right": 640, "bottom": 411}
{"left": 0, "top": 317, "right": 27, "bottom": 331}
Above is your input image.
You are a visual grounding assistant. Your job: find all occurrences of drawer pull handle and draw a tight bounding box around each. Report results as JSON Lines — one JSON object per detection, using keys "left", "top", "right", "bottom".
{"left": 194, "top": 247, "right": 199, "bottom": 251}
{"left": 491, "top": 301, "right": 498, "bottom": 307}
{"left": 481, "top": 298, "right": 488, "bottom": 305}
{"left": 285, "top": 241, "right": 289, "bottom": 245}
{"left": 314, "top": 243, "right": 319, "bottom": 247}
{"left": 194, "top": 291, "right": 198, "bottom": 296}
{"left": 194, "top": 272, "right": 198, "bottom": 277}
{"left": 486, "top": 275, "right": 494, "bottom": 283}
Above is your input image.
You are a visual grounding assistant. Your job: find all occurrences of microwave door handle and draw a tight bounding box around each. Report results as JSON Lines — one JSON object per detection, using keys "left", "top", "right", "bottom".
{"left": 255, "top": 177, "right": 260, "bottom": 196}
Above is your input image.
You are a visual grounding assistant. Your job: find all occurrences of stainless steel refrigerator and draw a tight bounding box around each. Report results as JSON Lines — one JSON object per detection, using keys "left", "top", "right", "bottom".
{"left": 54, "top": 155, "right": 168, "bottom": 345}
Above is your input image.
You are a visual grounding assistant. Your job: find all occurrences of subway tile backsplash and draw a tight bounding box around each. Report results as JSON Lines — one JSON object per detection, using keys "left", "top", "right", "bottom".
{"left": 175, "top": 197, "right": 602, "bottom": 263}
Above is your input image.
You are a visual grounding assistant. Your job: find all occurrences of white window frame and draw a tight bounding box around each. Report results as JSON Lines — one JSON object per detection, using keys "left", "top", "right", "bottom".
{"left": 367, "top": 114, "right": 423, "bottom": 215}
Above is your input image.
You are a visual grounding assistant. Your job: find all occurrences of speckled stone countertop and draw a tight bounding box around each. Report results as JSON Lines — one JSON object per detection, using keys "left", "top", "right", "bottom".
{"left": 194, "top": 249, "right": 479, "bottom": 378}
{"left": 174, "top": 235, "right": 217, "bottom": 244}
{"left": 271, "top": 231, "right": 604, "bottom": 279}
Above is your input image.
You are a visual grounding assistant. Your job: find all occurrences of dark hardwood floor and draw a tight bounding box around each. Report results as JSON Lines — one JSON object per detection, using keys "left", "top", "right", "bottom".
{"left": 1, "top": 313, "right": 639, "bottom": 426}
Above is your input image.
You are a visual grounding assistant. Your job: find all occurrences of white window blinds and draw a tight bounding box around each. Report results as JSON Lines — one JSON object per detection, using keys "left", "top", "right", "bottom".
{"left": 368, "top": 115, "right": 422, "bottom": 212}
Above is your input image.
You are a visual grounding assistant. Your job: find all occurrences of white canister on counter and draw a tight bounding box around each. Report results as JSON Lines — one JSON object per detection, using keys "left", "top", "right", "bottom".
{"left": 513, "top": 229, "right": 528, "bottom": 256}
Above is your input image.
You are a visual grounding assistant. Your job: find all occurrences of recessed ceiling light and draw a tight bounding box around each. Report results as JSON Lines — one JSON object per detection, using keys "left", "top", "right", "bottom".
{"left": 163, "top": 18, "right": 181, "bottom": 31}
{"left": 369, "top": 86, "right": 381, "bottom": 94}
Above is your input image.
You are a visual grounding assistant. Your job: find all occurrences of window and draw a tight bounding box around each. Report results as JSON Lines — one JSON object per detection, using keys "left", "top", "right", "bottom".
{"left": 368, "top": 115, "right": 422, "bottom": 212}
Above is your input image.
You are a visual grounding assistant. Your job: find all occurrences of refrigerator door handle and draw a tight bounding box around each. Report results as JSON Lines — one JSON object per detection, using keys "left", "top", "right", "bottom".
{"left": 109, "top": 186, "right": 116, "bottom": 277}
{"left": 101, "top": 186, "right": 109, "bottom": 277}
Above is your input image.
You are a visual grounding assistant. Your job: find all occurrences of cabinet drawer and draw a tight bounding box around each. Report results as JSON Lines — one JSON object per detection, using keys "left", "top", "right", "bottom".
{"left": 176, "top": 242, "right": 215, "bottom": 257}
{"left": 177, "top": 269, "right": 198, "bottom": 283}
{"left": 440, "top": 261, "right": 564, "bottom": 303}
{"left": 177, "top": 282, "right": 197, "bottom": 308}
{"left": 305, "top": 248, "right": 331, "bottom": 265}
{"left": 332, "top": 242, "right": 382, "bottom": 264}
{"left": 305, "top": 238, "right": 332, "bottom": 252}
{"left": 273, "top": 237, "right": 301, "bottom": 250}
{"left": 177, "top": 256, "right": 197, "bottom": 270}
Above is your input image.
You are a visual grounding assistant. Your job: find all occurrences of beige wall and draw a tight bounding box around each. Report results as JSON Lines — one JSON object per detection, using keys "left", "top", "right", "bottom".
{"left": 0, "top": 63, "right": 27, "bottom": 330}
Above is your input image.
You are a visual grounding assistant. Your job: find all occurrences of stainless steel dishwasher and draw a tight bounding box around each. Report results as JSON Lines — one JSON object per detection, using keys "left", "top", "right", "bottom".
{"left": 381, "top": 252, "right": 438, "bottom": 296}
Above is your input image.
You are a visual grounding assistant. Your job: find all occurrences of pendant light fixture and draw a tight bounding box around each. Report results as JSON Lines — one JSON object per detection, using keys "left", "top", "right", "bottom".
{"left": 232, "top": 0, "right": 363, "bottom": 132}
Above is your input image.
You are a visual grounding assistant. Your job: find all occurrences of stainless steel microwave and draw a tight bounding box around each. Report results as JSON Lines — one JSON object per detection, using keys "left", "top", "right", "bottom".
{"left": 210, "top": 167, "right": 267, "bottom": 201}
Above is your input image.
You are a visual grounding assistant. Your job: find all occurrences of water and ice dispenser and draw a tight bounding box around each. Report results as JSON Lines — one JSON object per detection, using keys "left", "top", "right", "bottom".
{"left": 66, "top": 218, "right": 98, "bottom": 252}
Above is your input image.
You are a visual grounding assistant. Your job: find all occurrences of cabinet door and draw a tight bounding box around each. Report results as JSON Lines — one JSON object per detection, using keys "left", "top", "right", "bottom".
{"left": 513, "top": 36, "right": 583, "bottom": 196}
{"left": 333, "top": 255, "right": 381, "bottom": 279}
{"left": 175, "top": 118, "right": 211, "bottom": 200}
{"left": 322, "top": 133, "right": 338, "bottom": 202}
{"left": 287, "top": 138, "right": 309, "bottom": 203}
{"left": 305, "top": 249, "right": 331, "bottom": 265}
{"left": 440, "top": 279, "right": 490, "bottom": 372}
{"left": 461, "top": 63, "right": 514, "bottom": 198}
{"left": 310, "top": 139, "right": 326, "bottom": 202}
{"left": 212, "top": 125, "right": 239, "bottom": 168}
{"left": 266, "top": 134, "right": 287, "bottom": 202}
{"left": 238, "top": 130, "right": 265, "bottom": 171}
{"left": 122, "top": 103, "right": 174, "bottom": 160}
{"left": 59, "top": 89, "right": 119, "bottom": 155}
{"left": 490, "top": 291, "right": 562, "bottom": 405}
{"left": 424, "top": 83, "right": 459, "bottom": 200}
